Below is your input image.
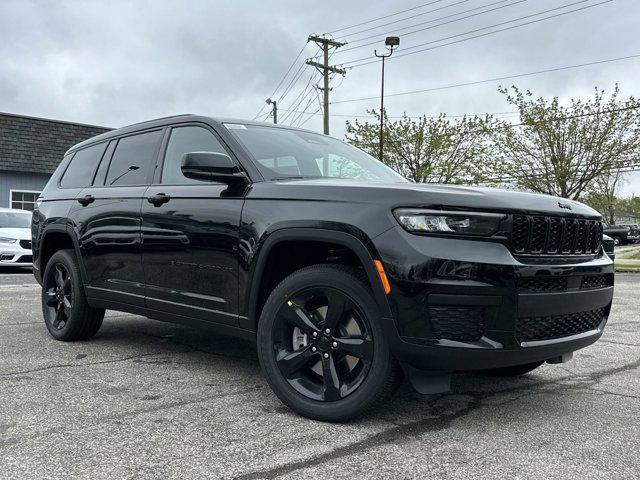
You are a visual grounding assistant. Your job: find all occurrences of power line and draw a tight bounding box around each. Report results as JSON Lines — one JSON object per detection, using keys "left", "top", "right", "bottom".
{"left": 276, "top": 103, "right": 640, "bottom": 125}
{"left": 294, "top": 74, "right": 344, "bottom": 127}
{"left": 482, "top": 164, "right": 640, "bottom": 184}
{"left": 253, "top": 43, "right": 310, "bottom": 119}
{"left": 277, "top": 60, "right": 310, "bottom": 103}
{"left": 293, "top": 90, "right": 323, "bottom": 127}
{"left": 327, "top": 0, "right": 449, "bottom": 35}
{"left": 331, "top": 53, "right": 640, "bottom": 104}
{"left": 279, "top": 71, "right": 321, "bottom": 124}
{"left": 355, "top": 104, "right": 640, "bottom": 149}
{"left": 299, "top": 81, "right": 330, "bottom": 128}
{"left": 343, "top": 0, "right": 612, "bottom": 67}
{"left": 505, "top": 104, "right": 640, "bottom": 129}
{"left": 277, "top": 107, "right": 520, "bottom": 119}
{"left": 299, "top": 106, "right": 323, "bottom": 128}
{"left": 290, "top": 87, "right": 320, "bottom": 126}
{"left": 338, "top": 0, "right": 473, "bottom": 40}
{"left": 337, "top": 0, "right": 525, "bottom": 54}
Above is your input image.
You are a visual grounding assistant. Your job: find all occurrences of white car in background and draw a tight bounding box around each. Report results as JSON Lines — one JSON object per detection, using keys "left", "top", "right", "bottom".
{"left": 0, "top": 207, "right": 33, "bottom": 268}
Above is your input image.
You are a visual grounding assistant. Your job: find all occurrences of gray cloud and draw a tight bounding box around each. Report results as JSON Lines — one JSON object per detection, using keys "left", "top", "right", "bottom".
{"left": 1, "top": 0, "right": 639, "bottom": 193}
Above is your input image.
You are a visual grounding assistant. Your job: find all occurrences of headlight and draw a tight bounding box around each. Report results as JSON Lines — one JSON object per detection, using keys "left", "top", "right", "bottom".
{"left": 394, "top": 209, "right": 505, "bottom": 236}
{"left": 0, "top": 237, "right": 18, "bottom": 244}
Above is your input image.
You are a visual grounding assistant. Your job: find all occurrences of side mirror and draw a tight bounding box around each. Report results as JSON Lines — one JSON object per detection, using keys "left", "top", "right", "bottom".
{"left": 181, "top": 152, "right": 248, "bottom": 184}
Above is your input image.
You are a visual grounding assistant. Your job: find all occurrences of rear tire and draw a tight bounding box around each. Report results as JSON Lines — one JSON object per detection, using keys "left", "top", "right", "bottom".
{"left": 257, "top": 264, "right": 401, "bottom": 422}
{"left": 483, "top": 361, "right": 544, "bottom": 377}
{"left": 42, "top": 249, "right": 104, "bottom": 341}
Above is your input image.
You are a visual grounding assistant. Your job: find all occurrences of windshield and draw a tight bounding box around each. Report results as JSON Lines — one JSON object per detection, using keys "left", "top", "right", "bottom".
{"left": 225, "top": 124, "right": 408, "bottom": 183}
{"left": 0, "top": 211, "right": 31, "bottom": 228}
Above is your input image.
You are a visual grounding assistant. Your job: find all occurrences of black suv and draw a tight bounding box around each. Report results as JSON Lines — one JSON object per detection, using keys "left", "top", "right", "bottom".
{"left": 603, "top": 223, "right": 639, "bottom": 245}
{"left": 32, "top": 115, "right": 615, "bottom": 421}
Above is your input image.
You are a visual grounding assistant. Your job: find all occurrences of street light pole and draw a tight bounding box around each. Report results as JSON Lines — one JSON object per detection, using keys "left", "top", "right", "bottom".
{"left": 374, "top": 36, "right": 399, "bottom": 162}
{"left": 266, "top": 98, "right": 277, "bottom": 124}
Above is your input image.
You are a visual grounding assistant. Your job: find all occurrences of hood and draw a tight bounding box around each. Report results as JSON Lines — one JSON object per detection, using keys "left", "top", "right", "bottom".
{"left": 251, "top": 179, "right": 601, "bottom": 219}
{"left": 0, "top": 228, "right": 31, "bottom": 240}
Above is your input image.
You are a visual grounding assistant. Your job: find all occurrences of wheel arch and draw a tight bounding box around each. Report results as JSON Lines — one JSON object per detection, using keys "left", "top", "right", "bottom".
{"left": 37, "top": 225, "right": 88, "bottom": 286}
{"left": 243, "top": 227, "right": 392, "bottom": 332}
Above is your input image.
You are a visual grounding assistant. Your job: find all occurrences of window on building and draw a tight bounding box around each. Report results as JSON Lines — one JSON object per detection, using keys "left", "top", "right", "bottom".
{"left": 161, "top": 126, "right": 228, "bottom": 184}
{"left": 11, "top": 190, "right": 40, "bottom": 211}
{"left": 105, "top": 130, "right": 163, "bottom": 186}
{"left": 59, "top": 142, "right": 108, "bottom": 188}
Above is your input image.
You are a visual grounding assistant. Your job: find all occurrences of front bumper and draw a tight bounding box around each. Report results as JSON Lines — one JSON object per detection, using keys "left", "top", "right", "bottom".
{"left": 373, "top": 227, "right": 614, "bottom": 371}
{"left": 0, "top": 242, "right": 33, "bottom": 268}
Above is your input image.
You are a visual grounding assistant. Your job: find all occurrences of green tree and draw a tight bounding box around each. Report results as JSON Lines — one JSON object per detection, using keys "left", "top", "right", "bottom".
{"left": 345, "top": 110, "right": 497, "bottom": 183}
{"left": 615, "top": 196, "right": 639, "bottom": 223}
{"left": 583, "top": 168, "right": 625, "bottom": 224}
{"left": 491, "top": 85, "right": 640, "bottom": 200}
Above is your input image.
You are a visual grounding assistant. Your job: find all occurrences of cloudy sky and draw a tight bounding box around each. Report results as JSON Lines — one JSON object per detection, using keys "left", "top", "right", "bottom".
{"left": 1, "top": 0, "right": 639, "bottom": 194}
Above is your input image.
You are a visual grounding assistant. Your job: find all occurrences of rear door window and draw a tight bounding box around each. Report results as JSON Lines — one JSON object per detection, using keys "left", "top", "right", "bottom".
{"left": 60, "top": 142, "right": 108, "bottom": 188}
{"left": 105, "top": 130, "right": 163, "bottom": 186}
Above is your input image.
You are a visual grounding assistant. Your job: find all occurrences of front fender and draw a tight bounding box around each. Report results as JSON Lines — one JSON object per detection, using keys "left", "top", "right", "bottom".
{"left": 239, "top": 226, "right": 393, "bottom": 331}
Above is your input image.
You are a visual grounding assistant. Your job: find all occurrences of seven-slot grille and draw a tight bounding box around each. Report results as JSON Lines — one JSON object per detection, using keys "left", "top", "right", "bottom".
{"left": 511, "top": 215, "right": 602, "bottom": 256}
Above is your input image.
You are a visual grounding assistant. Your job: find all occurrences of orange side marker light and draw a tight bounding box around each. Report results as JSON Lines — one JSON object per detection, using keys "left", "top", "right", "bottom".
{"left": 373, "top": 259, "right": 391, "bottom": 295}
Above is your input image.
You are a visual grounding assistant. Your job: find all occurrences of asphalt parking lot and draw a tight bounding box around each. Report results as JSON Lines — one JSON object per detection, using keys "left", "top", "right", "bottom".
{"left": 0, "top": 268, "right": 638, "bottom": 479}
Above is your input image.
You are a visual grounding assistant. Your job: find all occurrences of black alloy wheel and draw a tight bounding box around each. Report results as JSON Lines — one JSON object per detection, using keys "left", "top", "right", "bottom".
{"left": 44, "top": 263, "right": 73, "bottom": 330}
{"left": 257, "top": 264, "right": 401, "bottom": 422}
{"left": 41, "top": 249, "right": 104, "bottom": 341}
{"left": 273, "top": 286, "right": 374, "bottom": 402}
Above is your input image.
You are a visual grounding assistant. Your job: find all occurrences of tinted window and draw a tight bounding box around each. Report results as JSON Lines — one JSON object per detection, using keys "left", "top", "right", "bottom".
{"left": 162, "top": 126, "right": 227, "bottom": 184}
{"left": 60, "top": 143, "right": 107, "bottom": 188}
{"left": 105, "top": 130, "right": 162, "bottom": 186}
{"left": 225, "top": 124, "right": 407, "bottom": 183}
{"left": 93, "top": 140, "right": 116, "bottom": 186}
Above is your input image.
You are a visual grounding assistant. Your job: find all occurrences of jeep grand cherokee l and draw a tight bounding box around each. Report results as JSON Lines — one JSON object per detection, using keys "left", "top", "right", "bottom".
{"left": 32, "top": 115, "right": 615, "bottom": 422}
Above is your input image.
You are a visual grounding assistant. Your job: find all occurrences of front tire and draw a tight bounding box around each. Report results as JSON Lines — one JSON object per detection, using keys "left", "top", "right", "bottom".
{"left": 257, "top": 264, "right": 400, "bottom": 422}
{"left": 42, "top": 249, "right": 104, "bottom": 341}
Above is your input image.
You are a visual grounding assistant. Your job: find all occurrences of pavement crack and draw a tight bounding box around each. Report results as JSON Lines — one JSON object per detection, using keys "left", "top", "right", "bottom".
{"left": 581, "top": 387, "right": 640, "bottom": 400}
{"left": 0, "top": 351, "right": 173, "bottom": 377}
{"left": 99, "top": 385, "right": 264, "bottom": 423}
{"left": 233, "top": 356, "right": 640, "bottom": 480}
{"left": 2, "top": 385, "right": 265, "bottom": 444}
{"left": 598, "top": 339, "right": 640, "bottom": 347}
{"left": 141, "top": 332, "right": 256, "bottom": 362}
{"left": 232, "top": 395, "right": 482, "bottom": 480}
{"left": 0, "top": 321, "right": 41, "bottom": 327}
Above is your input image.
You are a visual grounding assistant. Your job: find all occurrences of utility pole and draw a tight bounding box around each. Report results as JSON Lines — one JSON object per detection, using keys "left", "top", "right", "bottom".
{"left": 265, "top": 98, "right": 277, "bottom": 124}
{"left": 306, "top": 35, "right": 346, "bottom": 135}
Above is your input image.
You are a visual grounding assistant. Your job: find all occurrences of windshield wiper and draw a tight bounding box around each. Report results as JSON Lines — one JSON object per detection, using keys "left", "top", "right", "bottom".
{"left": 272, "top": 175, "right": 319, "bottom": 181}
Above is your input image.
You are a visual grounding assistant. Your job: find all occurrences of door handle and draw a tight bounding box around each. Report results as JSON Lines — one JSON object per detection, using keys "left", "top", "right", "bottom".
{"left": 148, "top": 193, "right": 171, "bottom": 206}
{"left": 78, "top": 195, "right": 95, "bottom": 206}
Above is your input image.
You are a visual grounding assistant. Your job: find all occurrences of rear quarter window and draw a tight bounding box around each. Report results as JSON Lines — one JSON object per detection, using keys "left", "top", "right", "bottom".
{"left": 60, "top": 142, "right": 108, "bottom": 188}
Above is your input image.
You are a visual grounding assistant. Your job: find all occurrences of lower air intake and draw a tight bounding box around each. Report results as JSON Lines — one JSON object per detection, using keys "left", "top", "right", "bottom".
{"left": 516, "top": 307, "right": 606, "bottom": 342}
{"left": 428, "top": 306, "right": 484, "bottom": 342}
